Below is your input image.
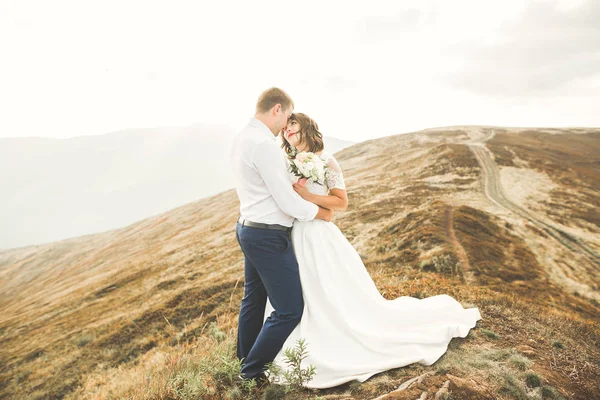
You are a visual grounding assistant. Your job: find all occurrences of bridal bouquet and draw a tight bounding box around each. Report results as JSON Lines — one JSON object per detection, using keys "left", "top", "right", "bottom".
{"left": 288, "top": 147, "right": 329, "bottom": 186}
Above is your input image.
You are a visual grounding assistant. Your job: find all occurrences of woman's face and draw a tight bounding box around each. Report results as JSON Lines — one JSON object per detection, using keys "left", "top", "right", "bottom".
{"left": 283, "top": 119, "right": 303, "bottom": 149}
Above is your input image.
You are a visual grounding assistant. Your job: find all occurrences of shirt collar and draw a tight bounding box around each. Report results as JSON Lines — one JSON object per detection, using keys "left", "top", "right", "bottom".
{"left": 249, "top": 117, "right": 277, "bottom": 141}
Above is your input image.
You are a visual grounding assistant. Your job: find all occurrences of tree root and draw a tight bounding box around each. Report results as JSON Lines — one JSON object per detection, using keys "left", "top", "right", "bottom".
{"left": 370, "top": 371, "right": 436, "bottom": 400}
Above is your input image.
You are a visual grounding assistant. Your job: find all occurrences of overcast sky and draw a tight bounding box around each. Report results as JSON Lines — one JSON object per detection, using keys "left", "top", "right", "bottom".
{"left": 1, "top": 0, "right": 598, "bottom": 142}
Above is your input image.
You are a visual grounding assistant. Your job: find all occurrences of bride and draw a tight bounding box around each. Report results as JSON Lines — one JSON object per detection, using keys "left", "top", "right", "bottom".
{"left": 263, "top": 112, "right": 482, "bottom": 389}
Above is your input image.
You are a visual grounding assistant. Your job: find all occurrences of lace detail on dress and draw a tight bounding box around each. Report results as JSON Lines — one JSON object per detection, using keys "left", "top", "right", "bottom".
{"left": 326, "top": 169, "right": 345, "bottom": 190}
{"left": 325, "top": 153, "right": 346, "bottom": 191}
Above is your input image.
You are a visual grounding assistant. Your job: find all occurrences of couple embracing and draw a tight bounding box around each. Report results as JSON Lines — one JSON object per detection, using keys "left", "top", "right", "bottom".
{"left": 229, "top": 87, "right": 481, "bottom": 389}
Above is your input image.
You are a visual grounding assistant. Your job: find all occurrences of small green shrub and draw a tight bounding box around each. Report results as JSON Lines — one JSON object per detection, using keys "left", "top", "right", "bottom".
{"left": 267, "top": 338, "right": 316, "bottom": 393}
{"left": 495, "top": 370, "right": 528, "bottom": 400}
{"left": 223, "top": 386, "right": 243, "bottom": 399}
{"left": 432, "top": 254, "right": 461, "bottom": 276}
{"left": 524, "top": 372, "right": 541, "bottom": 388}
{"left": 551, "top": 340, "right": 564, "bottom": 349}
{"left": 541, "top": 385, "right": 565, "bottom": 399}
{"left": 508, "top": 354, "right": 532, "bottom": 371}
{"left": 481, "top": 328, "right": 499, "bottom": 339}
{"left": 209, "top": 321, "right": 227, "bottom": 342}
{"left": 348, "top": 380, "right": 363, "bottom": 394}
{"left": 75, "top": 333, "right": 94, "bottom": 347}
{"left": 420, "top": 259, "right": 436, "bottom": 272}
{"left": 168, "top": 365, "right": 210, "bottom": 399}
{"left": 262, "top": 384, "right": 286, "bottom": 400}
{"left": 481, "top": 348, "right": 512, "bottom": 361}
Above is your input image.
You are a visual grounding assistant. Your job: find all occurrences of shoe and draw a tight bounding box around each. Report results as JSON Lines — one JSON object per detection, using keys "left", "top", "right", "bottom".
{"left": 235, "top": 373, "right": 270, "bottom": 388}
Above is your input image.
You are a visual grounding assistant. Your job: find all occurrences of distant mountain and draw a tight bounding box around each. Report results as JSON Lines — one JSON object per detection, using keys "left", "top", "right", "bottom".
{"left": 0, "top": 125, "right": 355, "bottom": 250}
{"left": 0, "top": 126, "right": 598, "bottom": 399}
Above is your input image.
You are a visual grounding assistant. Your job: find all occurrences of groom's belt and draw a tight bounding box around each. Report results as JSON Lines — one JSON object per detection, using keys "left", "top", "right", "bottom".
{"left": 237, "top": 216, "right": 292, "bottom": 233}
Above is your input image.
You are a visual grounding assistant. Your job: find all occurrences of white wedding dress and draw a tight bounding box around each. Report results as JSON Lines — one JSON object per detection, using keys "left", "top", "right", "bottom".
{"left": 263, "top": 150, "right": 482, "bottom": 389}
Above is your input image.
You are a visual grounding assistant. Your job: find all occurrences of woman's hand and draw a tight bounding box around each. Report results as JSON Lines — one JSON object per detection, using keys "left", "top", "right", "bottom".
{"left": 293, "top": 182, "right": 310, "bottom": 200}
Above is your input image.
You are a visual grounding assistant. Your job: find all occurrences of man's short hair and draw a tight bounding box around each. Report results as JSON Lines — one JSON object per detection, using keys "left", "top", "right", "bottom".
{"left": 256, "top": 87, "right": 294, "bottom": 114}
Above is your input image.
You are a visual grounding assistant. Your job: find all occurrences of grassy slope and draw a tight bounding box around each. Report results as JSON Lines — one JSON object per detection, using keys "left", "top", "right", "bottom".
{"left": 0, "top": 127, "right": 598, "bottom": 399}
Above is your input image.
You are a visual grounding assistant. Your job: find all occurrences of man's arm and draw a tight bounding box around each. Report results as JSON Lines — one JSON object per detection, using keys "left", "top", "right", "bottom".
{"left": 254, "top": 140, "right": 332, "bottom": 221}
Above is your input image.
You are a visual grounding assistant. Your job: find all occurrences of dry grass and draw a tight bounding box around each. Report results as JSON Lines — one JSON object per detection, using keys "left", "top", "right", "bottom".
{"left": 487, "top": 129, "right": 600, "bottom": 229}
{"left": 1, "top": 126, "right": 599, "bottom": 399}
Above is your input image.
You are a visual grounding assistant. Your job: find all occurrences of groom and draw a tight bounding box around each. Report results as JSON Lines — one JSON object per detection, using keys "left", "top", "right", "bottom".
{"left": 230, "top": 87, "right": 333, "bottom": 383}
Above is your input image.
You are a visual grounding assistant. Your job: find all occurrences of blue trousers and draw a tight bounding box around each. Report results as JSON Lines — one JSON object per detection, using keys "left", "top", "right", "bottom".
{"left": 235, "top": 222, "right": 304, "bottom": 379}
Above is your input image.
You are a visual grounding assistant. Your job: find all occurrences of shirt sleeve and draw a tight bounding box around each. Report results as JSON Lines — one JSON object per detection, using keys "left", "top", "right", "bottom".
{"left": 253, "top": 139, "right": 319, "bottom": 221}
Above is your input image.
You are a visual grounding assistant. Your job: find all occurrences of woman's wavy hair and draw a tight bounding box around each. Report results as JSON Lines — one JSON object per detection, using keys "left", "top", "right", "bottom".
{"left": 281, "top": 113, "right": 324, "bottom": 156}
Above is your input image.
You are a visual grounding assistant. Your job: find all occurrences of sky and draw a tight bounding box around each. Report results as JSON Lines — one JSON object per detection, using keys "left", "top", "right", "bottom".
{"left": 1, "top": 0, "right": 598, "bottom": 142}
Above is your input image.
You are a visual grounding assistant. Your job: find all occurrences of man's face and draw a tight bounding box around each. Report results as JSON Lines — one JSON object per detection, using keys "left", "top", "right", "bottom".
{"left": 278, "top": 105, "right": 293, "bottom": 132}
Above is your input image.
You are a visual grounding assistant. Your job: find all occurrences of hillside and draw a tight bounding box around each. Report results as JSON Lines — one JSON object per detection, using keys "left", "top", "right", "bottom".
{"left": 0, "top": 126, "right": 599, "bottom": 399}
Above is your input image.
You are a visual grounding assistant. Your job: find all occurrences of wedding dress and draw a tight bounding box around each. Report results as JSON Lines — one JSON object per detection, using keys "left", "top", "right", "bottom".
{"left": 263, "top": 150, "right": 482, "bottom": 389}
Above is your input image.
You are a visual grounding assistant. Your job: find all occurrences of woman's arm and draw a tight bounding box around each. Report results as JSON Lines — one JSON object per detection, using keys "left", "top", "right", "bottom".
{"left": 292, "top": 153, "right": 348, "bottom": 211}
{"left": 292, "top": 184, "right": 348, "bottom": 211}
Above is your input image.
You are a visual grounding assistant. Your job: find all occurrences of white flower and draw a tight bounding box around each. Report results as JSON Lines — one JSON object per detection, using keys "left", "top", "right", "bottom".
{"left": 317, "top": 168, "right": 325, "bottom": 181}
{"left": 288, "top": 150, "right": 329, "bottom": 185}
{"left": 312, "top": 156, "right": 324, "bottom": 168}
{"left": 296, "top": 152, "right": 308, "bottom": 162}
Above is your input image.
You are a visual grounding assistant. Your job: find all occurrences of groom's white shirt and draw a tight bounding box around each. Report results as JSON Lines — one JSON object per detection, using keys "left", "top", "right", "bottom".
{"left": 230, "top": 117, "right": 319, "bottom": 227}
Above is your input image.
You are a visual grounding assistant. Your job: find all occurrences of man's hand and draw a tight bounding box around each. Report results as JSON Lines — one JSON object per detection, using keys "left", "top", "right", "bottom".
{"left": 315, "top": 206, "right": 334, "bottom": 222}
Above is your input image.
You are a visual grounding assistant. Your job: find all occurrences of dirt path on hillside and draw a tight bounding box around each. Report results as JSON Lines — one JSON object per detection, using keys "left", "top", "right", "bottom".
{"left": 444, "top": 206, "right": 475, "bottom": 284}
{"left": 466, "top": 130, "right": 600, "bottom": 267}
